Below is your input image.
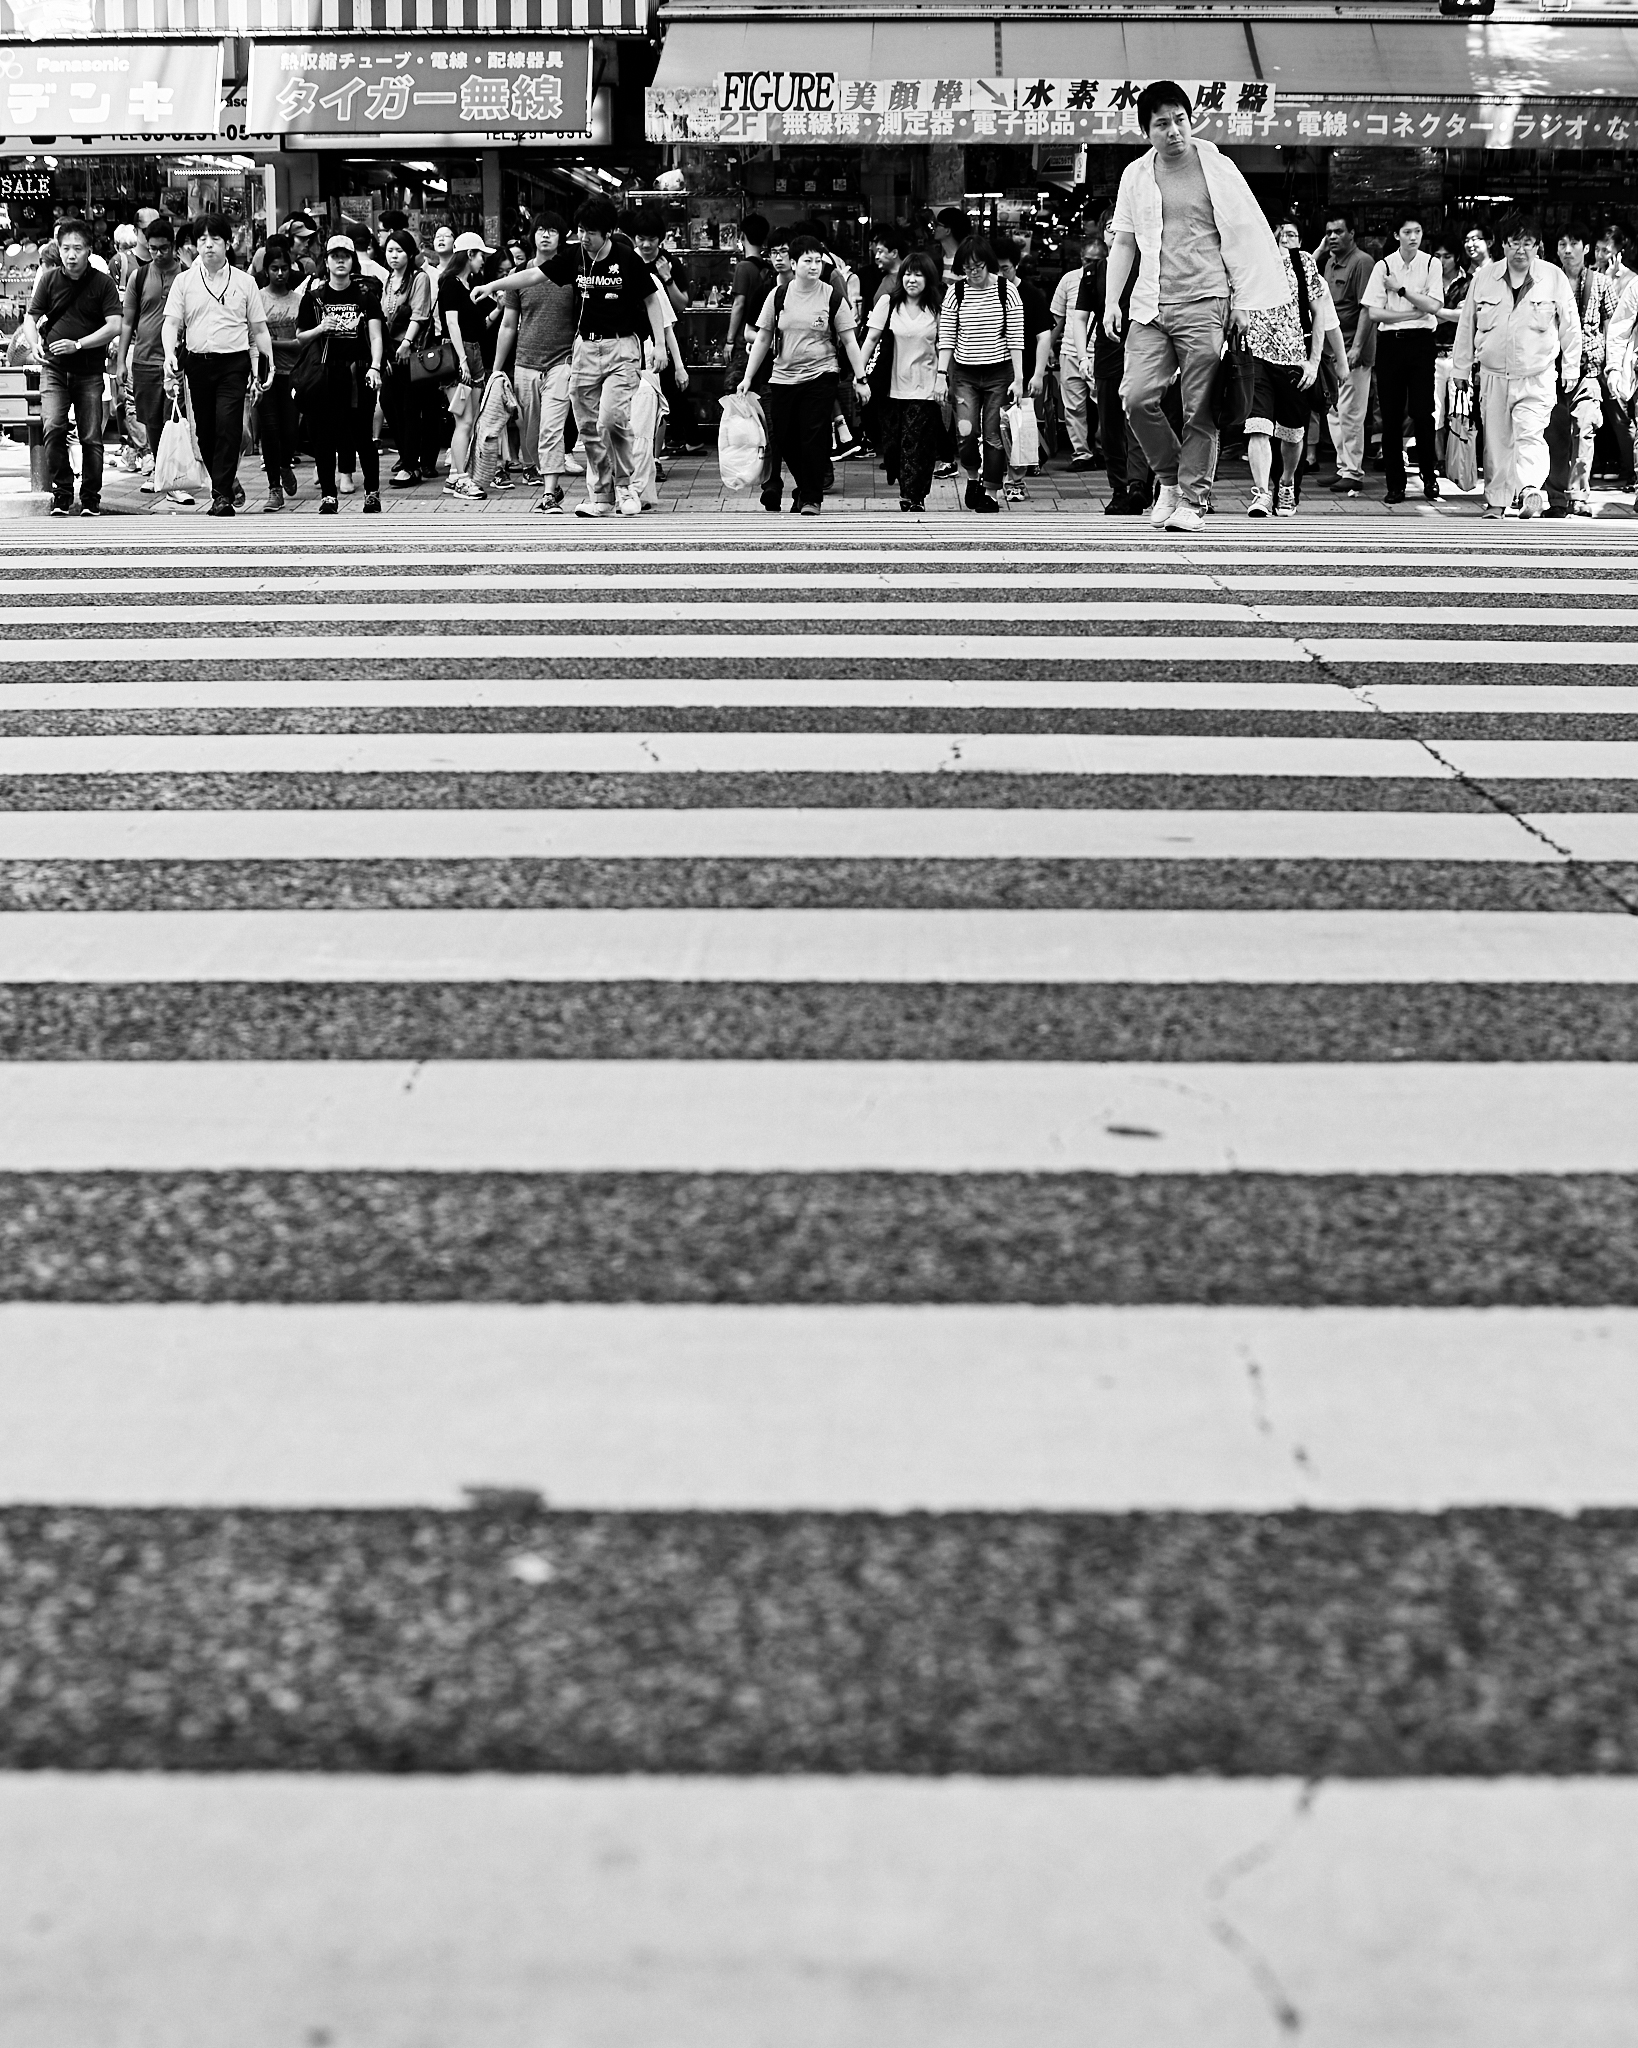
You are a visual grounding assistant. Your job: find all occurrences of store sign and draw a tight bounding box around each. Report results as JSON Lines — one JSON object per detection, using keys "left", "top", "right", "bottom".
{"left": 652, "top": 77, "right": 1276, "bottom": 146}
{"left": 0, "top": 42, "right": 223, "bottom": 134}
{"left": 1277, "top": 95, "right": 1638, "bottom": 150}
{"left": 0, "top": 167, "right": 54, "bottom": 198}
{"left": 247, "top": 39, "right": 593, "bottom": 137}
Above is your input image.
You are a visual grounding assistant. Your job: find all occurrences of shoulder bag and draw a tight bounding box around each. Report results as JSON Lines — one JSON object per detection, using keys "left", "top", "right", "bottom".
{"left": 409, "top": 283, "right": 461, "bottom": 387}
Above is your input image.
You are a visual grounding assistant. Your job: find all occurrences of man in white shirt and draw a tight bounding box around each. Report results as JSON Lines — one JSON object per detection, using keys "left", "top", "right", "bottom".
{"left": 1359, "top": 211, "right": 1444, "bottom": 502}
{"left": 1453, "top": 209, "right": 1582, "bottom": 521}
{"left": 1103, "top": 79, "right": 1288, "bottom": 533}
{"left": 1048, "top": 242, "right": 1093, "bottom": 466}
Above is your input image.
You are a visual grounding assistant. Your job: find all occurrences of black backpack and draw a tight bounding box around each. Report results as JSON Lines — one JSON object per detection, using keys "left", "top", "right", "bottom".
{"left": 953, "top": 275, "right": 1010, "bottom": 345}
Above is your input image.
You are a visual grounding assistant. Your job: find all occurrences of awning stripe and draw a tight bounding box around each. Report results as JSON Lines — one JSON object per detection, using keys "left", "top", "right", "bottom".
{"left": 0, "top": 0, "right": 645, "bottom": 32}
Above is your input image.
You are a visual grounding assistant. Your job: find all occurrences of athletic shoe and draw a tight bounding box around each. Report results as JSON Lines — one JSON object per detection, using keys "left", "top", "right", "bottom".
{"left": 522, "top": 467, "right": 545, "bottom": 486}
{"left": 231, "top": 480, "right": 246, "bottom": 508}
{"left": 1247, "top": 488, "right": 1273, "bottom": 518}
{"left": 616, "top": 488, "right": 643, "bottom": 518}
{"left": 534, "top": 488, "right": 565, "bottom": 514}
{"left": 50, "top": 501, "right": 73, "bottom": 517}
{"left": 1069, "top": 454, "right": 1098, "bottom": 471}
{"left": 1482, "top": 502, "right": 1506, "bottom": 519}
{"left": 79, "top": 503, "right": 101, "bottom": 517}
{"left": 1423, "top": 476, "right": 1440, "bottom": 502}
{"left": 1571, "top": 495, "right": 1595, "bottom": 517}
{"left": 207, "top": 497, "right": 235, "bottom": 517}
{"left": 900, "top": 497, "right": 914, "bottom": 511}
{"left": 563, "top": 451, "right": 586, "bottom": 473}
{"left": 1519, "top": 487, "right": 1544, "bottom": 520}
{"left": 318, "top": 496, "right": 338, "bottom": 514}
{"left": 166, "top": 490, "right": 195, "bottom": 507}
{"left": 488, "top": 470, "right": 516, "bottom": 491}
{"left": 362, "top": 491, "right": 381, "bottom": 514}
{"left": 799, "top": 500, "right": 821, "bottom": 516}
{"left": 1384, "top": 488, "right": 1406, "bottom": 505}
{"left": 575, "top": 500, "right": 616, "bottom": 519}
{"left": 443, "top": 474, "right": 486, "bottom": 502}
{"left": 1103, "top": 494, "right": 1138, "bottom": 515}
{"left": 1329, "top": 472, "right": 1367, "bottom": 492}
{"left": 935, "top": 461, "right": 958, "bottom": 479}
{"left": 1003, "top": 481, "right": 1029, "bottom": 502}
{"left": 336, "top": 472, "right": 355, "bottom": 495}
{"left": 972, "top": 490, "right": 999, "bottom": 514}
{"left": 388, "top": 466, "right": 418, "bottom": 489}
{"left": 1275, "top": 484, "right": 1297, "bottom": 518}
{"left": 964, "top": 478, "right": 982, "bottom": 511}
{"left": 1164, "top": 501, "right": 1204, "bottom": 532}
{"left": 139, "top": 478, "right": 158, "bottom": 495}
{"left": 280, "top": 467, "right": 298, "bottom": 497}
{"left": 675, "top": 441, "right": 708, "bottom": 456}
{"left": 1149, "top": 483, "right": 1180, "bottom": 529}
{"left": 263, "top": 488, "right": 284, "bottom": 513}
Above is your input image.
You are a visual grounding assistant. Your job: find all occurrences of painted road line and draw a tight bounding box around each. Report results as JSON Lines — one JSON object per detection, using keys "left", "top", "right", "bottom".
{"left": 2, "top": 633, "right": 1637, "bottom": 667}
{"left": 3, "top": 1061, "right": 1637, "bottom": 1174}
{"left": 5, "top": 599, "right": 1638, "bottom": 628}
{"left": 2, "top": 1303, "right": 1633, "bottom": 1511}
{"left": 3, "top": 1777, "right": 1633, "bottom": 2045}
{"left": 0, "top": 735, "right": 1459, "bottom": 776}
{"left": 5, "top": 677, "right": 1638, "bottom": 716}
{"left": 5, "top": 910, "right": 1634, "bottom": 987}
{"left": 0, "top": 807, "right": 1567, "bottom": 862}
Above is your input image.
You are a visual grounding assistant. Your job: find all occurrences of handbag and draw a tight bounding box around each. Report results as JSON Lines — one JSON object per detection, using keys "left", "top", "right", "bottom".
{"left": 1211, "top": 336, "right": 1254, "bottom": 435}
{"left": 409, "top": 292, "right": 460, "bottom": 387}
{"left": 292, "top": 329, "right": 329, "bottom": 399}
{"left": 1444, "top": 383, "right": 1479, "bottom": 493}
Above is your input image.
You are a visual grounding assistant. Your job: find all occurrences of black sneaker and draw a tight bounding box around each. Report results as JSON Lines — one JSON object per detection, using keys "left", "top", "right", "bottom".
{"left": 50, "top": 500, "right": 73, "bottom": 517}
{"left": 206, "top": 497, "right": 234, "bottom": 517}
{"left": 280, "top": 467, "right": 298, "bottom": 497}
{"left": 1384, "top": 488, "right": 1406, "bottom": 505}
{"left": 1422, "top": 476, "right": 1440, "bottom": 502}
{"left": 1069, "top": 454, "right": 1098, "bottom": 471}
{"left": 231, "top": 480, "right": 246, "bottom": 508}
{"left": 79, "top": 502, "right": 101, "bottom": 517}
{"left": 318, "top": 495, "right": 338, "bottom": 514}
{"left": 973, "top": 490, "right": 1000, "bottom": 514}
{"left": 964, "top": 478, "right": 982, "bottom": 511}
{"left": 362, "top": 491, "right": 381, "bottom": 513}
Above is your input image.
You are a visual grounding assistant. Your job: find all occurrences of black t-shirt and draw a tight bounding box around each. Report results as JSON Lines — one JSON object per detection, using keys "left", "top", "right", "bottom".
{"left": 29, "top": 263, "right": 122, "bottom": 349}
{"left": 731, "top": 254, "right": 774, "bottom": 330}
{"left": 436, "top": 269, "right": 484, "bottom": 373}
{"left": 1016, "top": 279, "right": 1050, "bottom": 363}
{"left": 546, "top": 240, "right": 659, "bottom": 341}
{"left": 1080, "top": 256, "right": 1139, "bottom": 373}
{"left": 297, "top": 278, "right": 382, "bottom": 366}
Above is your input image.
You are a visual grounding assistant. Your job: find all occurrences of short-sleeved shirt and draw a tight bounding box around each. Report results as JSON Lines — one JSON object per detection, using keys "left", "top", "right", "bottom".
{"left": 1246, "top": 249, "right": 1322, "bottom": 368}
{"left": 258, "top": 277, "right": 310, "bottom": 376}
{"left": 1363, "top": 250, "right": 1441, "bottom": 334}
{"left": 513, "top": 271, "right": 576, "bottom": 371}
{"left": 547, "top": 240, "right": 659, "bottom": 341}
{"left": 378, "top": 266, "right": 432, "bottom": 346}
{"left": 122, "top": 255, "right": 183, "bottom": 368}
{"left": 437, "top": 269, "right": 484, "bottom": 373}
{"left": 1322, "top": 246, "right": 1374, "bottom": 345}
{"left": 297, "top": 278, "right": 381, "bottom": 366}
{"left": 883, "top": 298, "right": 938, "bottom": 400}
{"left": 1155, "top": 146, "right": 1229, "bottom": 314}
{"left": 1015, "top": 278, "right": 1050, "bottom": 365}
{"left": 29, "top": 262, "right": 121, "bottom": 350}
{"left": 731, "top": 254, "right": 774, "bottom": 330}
{"left": 163, "top": 263, "right": 267, "bottom": 355}
{"left": 757, "top": 273, "right": 849, "bottom": 385}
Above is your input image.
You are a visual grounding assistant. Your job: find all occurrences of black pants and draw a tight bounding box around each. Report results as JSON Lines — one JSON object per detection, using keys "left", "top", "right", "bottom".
{"left": 886, "top": 397, "right": 940, "bottom": 503}
{"left": 258, "top": 373, "right": 299, "bottom": 485}
{"left": 659, "top": 364, "right": 698, "bottom": 449}
{"left": 307, "top": 375, "right": 380, "bottom": 498}
{"left": 184, "top": 350, "right": 250, "bottom": 505}
{"left": 382, "top": 363, "right": 442, "bottom": 477}
{"left": 1597, "top": 371, "right": 1635, "bottom": 485}
{"left": 1375, "top": 330, "right": 1437, "bottom": 492}
{"left": 1095, "top": 365, "right": 1152, "bottom": 501}
{"left": 762, "top": 373, "right": 836, "bottom": 509}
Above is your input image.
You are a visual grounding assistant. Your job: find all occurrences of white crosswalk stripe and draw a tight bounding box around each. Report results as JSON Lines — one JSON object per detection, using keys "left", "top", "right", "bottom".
{"left": 3, "top": 514, "right": 1636, "bottom": 2039}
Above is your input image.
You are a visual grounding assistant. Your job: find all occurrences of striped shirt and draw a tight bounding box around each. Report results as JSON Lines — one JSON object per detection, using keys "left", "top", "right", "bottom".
{"left": 937, "top": 277, "right": 1024, "bottom": 368}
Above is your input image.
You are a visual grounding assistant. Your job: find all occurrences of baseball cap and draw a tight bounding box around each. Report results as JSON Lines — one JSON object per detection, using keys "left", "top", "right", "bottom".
{"left": 280, "top": 215, "right": 316, "bottom": 238}
{"left": 452, "top": 230, "right": 493, "bottom": 255}
{"left": 325, "top": 233, "right": 356, "bottom": 255}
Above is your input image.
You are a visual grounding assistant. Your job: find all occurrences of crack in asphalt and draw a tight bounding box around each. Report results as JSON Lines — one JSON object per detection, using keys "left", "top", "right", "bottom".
{"left": 1205, "top": 1779, "right": 1320, "bottom": 2036}
{"left": 1193, "top": 553, "right": 1638, "bottom": 919}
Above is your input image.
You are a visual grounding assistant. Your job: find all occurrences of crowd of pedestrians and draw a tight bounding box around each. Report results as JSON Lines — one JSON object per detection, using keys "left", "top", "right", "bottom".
{"left": 12, "top": 119, "right": 1638, "bottom": 524}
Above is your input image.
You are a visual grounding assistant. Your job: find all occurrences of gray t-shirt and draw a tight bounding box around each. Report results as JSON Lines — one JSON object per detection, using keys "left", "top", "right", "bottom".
{"left": 1156, "top": 146, "right": 1229, "bottom": 314}
{"left": 513, "top": 272, "right": 576, "bottom": 372}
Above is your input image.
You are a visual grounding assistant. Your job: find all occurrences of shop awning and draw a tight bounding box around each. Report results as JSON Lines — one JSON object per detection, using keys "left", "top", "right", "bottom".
{"left": 653, "top": 15, "right": 1638, "bottom": 97}
{"left": 0, "top": 0, "right": 646, "bottom": 38}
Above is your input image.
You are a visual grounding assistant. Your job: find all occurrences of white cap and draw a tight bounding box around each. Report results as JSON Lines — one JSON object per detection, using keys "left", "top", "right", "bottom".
{"left": 452, "top": 230, "right": 493, "bottom": 255}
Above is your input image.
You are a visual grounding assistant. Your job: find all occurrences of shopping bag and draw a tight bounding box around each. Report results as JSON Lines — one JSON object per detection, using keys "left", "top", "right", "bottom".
{"left": 1003, "top": 399, "right": 1041, "bottom": 471}
{"left": 151, "top": 393, "right": 210, "bottom": 497}
{"left": 1444, "top": 386, "right": 1479, "bottom": 494}
{"left": 829, "top": 400, "right": 862, "bottom": 463}
{"left": 717, "top": 390, "right": 767, "bottom": 494}
{"left": 1211, "top": 338, "right": 1254, "bottom": 436}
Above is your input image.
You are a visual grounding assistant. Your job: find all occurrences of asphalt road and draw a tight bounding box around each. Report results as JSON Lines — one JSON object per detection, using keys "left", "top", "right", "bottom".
{"left": 2, "top": 509, "right": 1637, "bottom": 2044}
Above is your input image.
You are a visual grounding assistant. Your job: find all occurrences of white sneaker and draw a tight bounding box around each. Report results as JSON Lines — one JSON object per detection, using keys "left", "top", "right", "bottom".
{"left": 442, "top": 473, "right": 486, "bottom": 501}
{"left": 1275, "top": 484, "right": 1297, "bottom": 518}
{"left": 1164, "top": 500, "right": 1204, "bottom": 532}
{"left": 1246, "top": 488, "right": 1273, "bottom": 519}
{"left": 336, "top": 472, "right": 356, "bottom": 495}
{"left": 564, "top": 451, "right": 586, "bottom": 473}
{"left": 616, "top": 488, "right": 643, "bottom": 518}
{"left": 1149, "top": 483, "right": 1179, "bottom": 529}
{"left": 574, "top": 500, "right": 616, "bottom": 519}
{"left": 1519, "top": 487, "right": 1544, "bottom": 520}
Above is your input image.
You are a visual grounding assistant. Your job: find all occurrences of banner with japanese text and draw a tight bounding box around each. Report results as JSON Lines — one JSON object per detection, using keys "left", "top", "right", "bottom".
{"left": 247, "top": 38, "right": 593, "bottom": 138}
{"left": 0, "top": 42, "right": 223, "bottom": 135}
{"left": 647, "top": 76, "right": 1638, "bottom": 152}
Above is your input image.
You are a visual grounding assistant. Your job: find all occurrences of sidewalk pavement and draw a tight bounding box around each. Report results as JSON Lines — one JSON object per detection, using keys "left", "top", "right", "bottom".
{"left": 5, "top": 433, "right": 1637, "bottom": 521}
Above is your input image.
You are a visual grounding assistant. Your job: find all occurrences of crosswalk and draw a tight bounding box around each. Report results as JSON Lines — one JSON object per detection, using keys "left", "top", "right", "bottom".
{"left": 3, "top": 513, "right": 1638, "bottom": 2043}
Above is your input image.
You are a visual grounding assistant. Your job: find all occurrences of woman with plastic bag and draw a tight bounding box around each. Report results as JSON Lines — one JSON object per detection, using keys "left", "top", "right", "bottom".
{"left": 860, "top": 252, "right": 943, "bottom": 511}
{"left": 295, "top": 233, "right": 385, "bottom": 514}
{"left": 738, "top": 234, "right": 871, "bottom": 516}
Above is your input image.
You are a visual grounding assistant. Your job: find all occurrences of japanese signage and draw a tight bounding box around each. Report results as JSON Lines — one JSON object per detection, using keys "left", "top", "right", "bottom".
{"left": 247, "top": 38, "right": 594, "bottom": 138}
{"left": 0, "top": 43, "right": 223, "bottom": 135}
{"left": 648, "top": 76, "right": 1638, "bottom": 153}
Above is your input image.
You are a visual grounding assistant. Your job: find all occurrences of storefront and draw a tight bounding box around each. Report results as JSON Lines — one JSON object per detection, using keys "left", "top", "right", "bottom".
{"left": 644, "top": 14, "right": 1638, "bottom": 253}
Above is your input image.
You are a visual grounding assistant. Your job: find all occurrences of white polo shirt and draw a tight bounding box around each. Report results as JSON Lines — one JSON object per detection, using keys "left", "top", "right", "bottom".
{"left": 1362, "top": 250, "right": 1441, "bottom": 335}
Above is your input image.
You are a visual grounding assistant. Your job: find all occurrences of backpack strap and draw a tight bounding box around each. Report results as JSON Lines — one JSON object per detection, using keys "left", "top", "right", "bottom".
{"left": 955, "top": 276, "right": 1009, "bottom": 345}
{"left": 1291, "top": 249, "right": 1314, "bottom": 341}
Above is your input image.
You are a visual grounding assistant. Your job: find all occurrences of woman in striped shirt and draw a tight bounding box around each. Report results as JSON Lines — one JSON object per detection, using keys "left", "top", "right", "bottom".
{"left": 934, "top": 238, "right": 1024, "bottom": 514}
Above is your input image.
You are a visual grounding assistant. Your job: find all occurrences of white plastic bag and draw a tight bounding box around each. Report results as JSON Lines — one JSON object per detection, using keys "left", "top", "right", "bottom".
{"left": 717, "top": 390, "right": 766, "bottom": 494}
{"left": 629, "top": 369, "right": 663, "bottom": 458}
{"left": 151, "top": 392, "right": 210, "bottom": 498}
{"left": 1003, "top": 399, "right": 1041, "bottom": 471}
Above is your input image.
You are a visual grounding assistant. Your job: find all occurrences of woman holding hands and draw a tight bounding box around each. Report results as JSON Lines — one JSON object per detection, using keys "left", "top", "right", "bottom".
{"left": 738, "top": 234, "right": 871, "bottom": 515}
